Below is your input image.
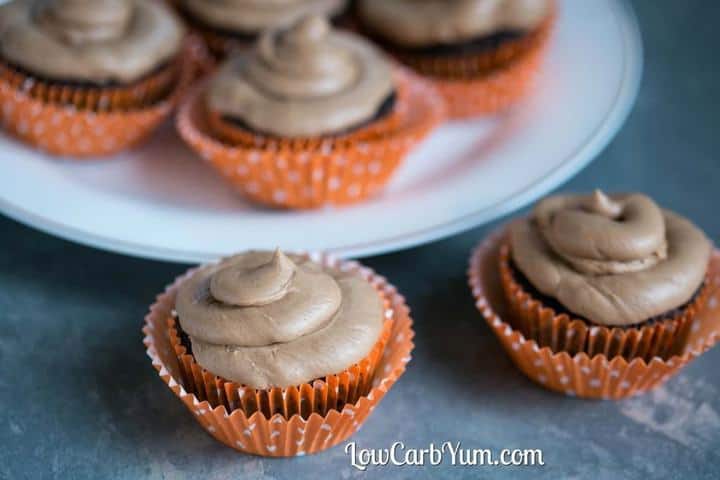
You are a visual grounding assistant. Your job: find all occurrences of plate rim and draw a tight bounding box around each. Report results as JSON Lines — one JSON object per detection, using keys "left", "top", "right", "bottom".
{"left": 0, "top": 0, "right": 642, "bottom": 264}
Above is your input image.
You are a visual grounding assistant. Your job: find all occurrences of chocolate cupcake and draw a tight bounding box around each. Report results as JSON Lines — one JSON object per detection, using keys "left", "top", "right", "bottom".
{"left": 177, "top": 15, "right": 444, "bottom": 208}
{"left": 0, "top": 0, "right": 185, "bottom": 110}
{"left": 469, "top": 190, "right": 720, "bottom": 399}
{"left": 176, "top": 0, "right": 349, "bottom": 60}
{"left": 502, "top": 191, "right": 711, "bottom": 361}
{"left": 0, "top": 0, "right": 190, "bottom": 156}
{"left": 144, "top": 249, "right": 414, "bottom": 456}
{"left": 174, "top": 249, "right": 389, "bottom": 390}
{"left": 206, "top": 14, "right": 396, "bottom": 140}
{"left": 356, "top": 0, "right": 555, "bottom": 118}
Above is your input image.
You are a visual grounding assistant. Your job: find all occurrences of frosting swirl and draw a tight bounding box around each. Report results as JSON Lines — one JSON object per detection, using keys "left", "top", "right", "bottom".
{"left": 357, "top": 0, "right": 551, "bottom": 47}
{"left": 175, "top": 250, "right": 384, "bottom": 388}
{"left": 34, "top": 0, "right": 133, "bottom": 44}
{"left": 535, "top": 191, "right": 668, "bottom": 275}
{"left": 0, "top": 0, "right": 184, "bottom": 83}
{"left": 207, "top": 15, "right": 394, "bottom": 137}
{"left": 510, "top": 191, "right": 712, "bottom": 326}
{"left": 181, "top": 0, "right": 347, "bottom": 34}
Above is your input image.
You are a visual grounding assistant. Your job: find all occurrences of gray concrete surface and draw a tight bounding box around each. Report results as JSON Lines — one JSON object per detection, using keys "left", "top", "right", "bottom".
{"left": 1, "top": 1, "right": 719, "bottom": 478}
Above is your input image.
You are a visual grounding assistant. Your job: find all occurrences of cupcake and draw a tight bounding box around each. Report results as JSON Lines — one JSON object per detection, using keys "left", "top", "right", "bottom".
{"left": 177, "top": 15, "right": 444, "bottom": 209}
{"left": 176, "top": 0, "right": 350, "bottom": 61}
{"left": 469, "top": 190, "right": 720, "bottom": 399}
{"left": 144, "top": 249, "right": 414, "bottom": 456}
{"left": 355, "top": 0, "right": 555, "bottom": 118}
{"left": 0, "top": 0, "right": 189, "bottom": 157}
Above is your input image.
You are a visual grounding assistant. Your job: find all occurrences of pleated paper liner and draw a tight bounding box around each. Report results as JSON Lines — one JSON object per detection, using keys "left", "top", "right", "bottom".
{"left": 143, "top": 252, "right": 415, "bottom": 456}
{"left": 168, "top": 311, "right": 392, "bottom": 417}
{"left": 468, "top": 226, "right": 720, "bottom": 400}
{"left": 176, "top": 67, "right": 445, "bottom": 209}
{"left": 0, "top": 40, "right": 195, "bottom": 158}
{"left": 388, "top": 9, "right": 554, "bottom": 119}
{"left": 0, "top": 58, "right": 180, "bottom": 112}
{"left": 433, "top": 16, "right": 552, "bottom": 119}
{"left": 498, "top": 242, "right": 710, "bottom": 362}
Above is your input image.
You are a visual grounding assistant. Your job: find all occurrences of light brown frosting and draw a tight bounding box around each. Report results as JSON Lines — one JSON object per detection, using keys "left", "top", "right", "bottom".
{"left": 182, "top": 0, "right": 347, "bottom": 33}
{"left": 0, "top": 0, "right": 184, "bottom": 83}
{"left": 175, "top": 250, "right": 384, "bottom": 389}
{"left": 510, "top": 191, "right": 712, "bottom": 326}
{"left": 207, "top": 15, "right": 393, "bottom": 138}
{"left": 357, "top": 0, "right": 551, "bottom": 47}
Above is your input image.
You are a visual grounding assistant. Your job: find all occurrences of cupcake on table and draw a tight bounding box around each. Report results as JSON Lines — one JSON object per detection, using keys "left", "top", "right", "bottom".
{"left": 0, "top": 0, "right": 188, "bottom": 157}
{"left": 175, "top": 0, "right": 350, "bottom": 61}
{"left": 469, "top": 190, "right": 720, "bottom": 399}
{"left": 144, "top": 249, "right": 414, "bottom": 456}
{"left": 177, "top": 14, "right": 444, "bottom": 209}
{"left": 355, "top": 0, "right": 555, "bottom": 118}
{"left": 504, "top": 190, "right": 711, "bottom": 359}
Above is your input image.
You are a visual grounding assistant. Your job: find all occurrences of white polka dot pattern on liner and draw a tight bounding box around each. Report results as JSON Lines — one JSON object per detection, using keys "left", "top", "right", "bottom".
{"left": 468, "top": 227, "right": 720, "bottom": 400}
{"left": 0, "top": 45, "right": 192, "bottom": 158}
{"left": 175, "top": 67, "right": 445, "bottom": 208}
{"left": 143, "top": 251, "right": 415, "bottom": 456}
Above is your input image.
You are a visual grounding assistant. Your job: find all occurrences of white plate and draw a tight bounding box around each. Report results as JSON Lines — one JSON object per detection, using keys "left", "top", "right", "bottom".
{"left": 0, "top": 0, "right": 641, "bottom": 263}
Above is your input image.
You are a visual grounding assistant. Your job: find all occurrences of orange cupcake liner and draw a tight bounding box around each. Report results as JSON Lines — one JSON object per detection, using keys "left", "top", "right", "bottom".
{"left": 0, "top": 58, "right": 180, "bottom": 112}
{"left": 143, "top": 252, "right": 415, "bottom": 456}
{"left": 433, "top": 16, "right": 552, "bottom": 119}
{"left": 468, "top": 226, "right": 720, "bottom": 400}
{"left": 168, "top": 306, "right": 392, "bottom": 418}
{"left": 381, "top": 7, "right": 554, "bottom": 119}
{"left": 358, "top": 3, "right": 554, "bottom": 118}
{"left": 0, "top": 40, "right": 195, "bottom": 158}
{"left": 176, "top": 67, "right": 445, "bottom": 209}
{"left": 498, "top": 241, "right": 709, "bottom": 362}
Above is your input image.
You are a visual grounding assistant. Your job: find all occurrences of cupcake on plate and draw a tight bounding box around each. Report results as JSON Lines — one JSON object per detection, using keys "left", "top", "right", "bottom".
{"left": 469, "top": 190, "right": 720, "bottom": 399}
{"left": 356, "top": 0, "right": 555, "bottom": 118}
{"left": 176, "top": 0, "right": 349, "bottom": 61}
{"left": 144, "top": 249, "right": 414, "bottom": 456}
{"left": 177, "top": 14, "right": 444, "bottom": 209}
{"left": 0, "top": 0, "right": 189, "bottom": 157}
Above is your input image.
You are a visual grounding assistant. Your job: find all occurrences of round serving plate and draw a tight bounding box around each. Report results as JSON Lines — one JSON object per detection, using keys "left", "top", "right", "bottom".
{"left": 0, "top": 0, "right": 642, "bottom": 263}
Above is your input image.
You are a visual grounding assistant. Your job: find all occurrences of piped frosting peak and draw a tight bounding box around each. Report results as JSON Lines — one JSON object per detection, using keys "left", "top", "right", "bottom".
{"left": 210, "top": 248, "right": 296, "bottom": 306}
{"left": 33, "top": 0, "right": 133, "bottom": 45}
{"left": 181, "top": 0, "right": 347, "bottom": 34}
{"left": 207, "top": 14, "right": 393, "bottom": 137}
{"left": 175, "top": 251, "right": 384, "bottom": 388}
{"left": 534, "top": 190, "right": 668, "bottom": 275}
{"left": 248, "top": 15, "right": 358, "bottom": 99}
{"left": 510, "top": 191, "right": 711, "bottom": 326}
{"left": 0, "top": 0, "right": 184, "bottom": 83}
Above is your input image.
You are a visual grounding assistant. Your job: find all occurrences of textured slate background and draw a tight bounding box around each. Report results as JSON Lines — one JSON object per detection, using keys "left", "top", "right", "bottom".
{"left": 1, "top": 1, "right": 719, "bottom": 478}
